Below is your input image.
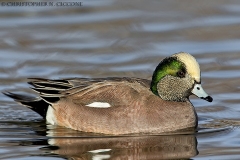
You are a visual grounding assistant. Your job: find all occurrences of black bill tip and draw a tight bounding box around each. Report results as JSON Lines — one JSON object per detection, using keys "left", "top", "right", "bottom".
{"left": 201, "top": 96, "right": 213, "bottom": 102}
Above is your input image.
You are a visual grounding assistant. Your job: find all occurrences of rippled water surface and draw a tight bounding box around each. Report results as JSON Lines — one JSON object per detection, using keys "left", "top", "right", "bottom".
{"left": 1, "top": 0, "right": 240, "bottom": 159}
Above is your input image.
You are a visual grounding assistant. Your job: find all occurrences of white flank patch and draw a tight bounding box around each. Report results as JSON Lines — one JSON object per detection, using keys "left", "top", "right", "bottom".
{"left": 46, "top": 105, "right": 56, "bottom": 125}
{"left": 48, "top": 138, "right": 55, "bottom": 145}
{"left": 86, "top": 102, "right": 111, "bottom": 108}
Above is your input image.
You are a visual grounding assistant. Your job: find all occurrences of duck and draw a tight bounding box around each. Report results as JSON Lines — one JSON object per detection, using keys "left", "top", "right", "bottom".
{"left": 3, "top": 52, "right": 212, "bottom": 135}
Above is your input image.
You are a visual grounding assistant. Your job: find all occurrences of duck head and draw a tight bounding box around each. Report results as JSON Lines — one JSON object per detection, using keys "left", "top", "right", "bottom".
{"left": 151, "top": 52, "right": 213, "bottom": 102}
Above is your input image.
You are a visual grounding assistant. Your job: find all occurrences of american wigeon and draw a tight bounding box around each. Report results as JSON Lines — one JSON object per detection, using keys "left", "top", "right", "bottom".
{"left": 4, "top": 52, "right": 212, "bottom": 135}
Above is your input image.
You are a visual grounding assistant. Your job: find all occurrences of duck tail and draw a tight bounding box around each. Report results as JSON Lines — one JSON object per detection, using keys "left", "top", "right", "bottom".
{"left": 3, "top": 91, "right": 48, "bottom": 118}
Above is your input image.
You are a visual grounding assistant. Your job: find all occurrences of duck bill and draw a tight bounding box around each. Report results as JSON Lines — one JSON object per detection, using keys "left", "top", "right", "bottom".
{"left": 191, "top": 84, "right": 213, "bottom": 102}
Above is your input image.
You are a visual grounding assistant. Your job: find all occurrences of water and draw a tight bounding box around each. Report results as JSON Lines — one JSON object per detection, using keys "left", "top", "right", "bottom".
{"left": 0, "top": 0, "right": 240, "bottom": 159}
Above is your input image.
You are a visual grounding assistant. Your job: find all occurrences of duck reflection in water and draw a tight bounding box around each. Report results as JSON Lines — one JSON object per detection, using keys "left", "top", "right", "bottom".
{"left": 42, "top": 126, "right": 198, "bottom": 160}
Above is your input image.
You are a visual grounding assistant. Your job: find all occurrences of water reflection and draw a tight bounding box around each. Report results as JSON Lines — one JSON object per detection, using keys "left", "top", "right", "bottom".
{"left": 0, "top": 118, "right": 235, "bottom": 159}
{"left": 47, "top": 134, "right": 198, "bottom": 160}
{"left": 0, "top": 120, "right": 198, "bottom": 159}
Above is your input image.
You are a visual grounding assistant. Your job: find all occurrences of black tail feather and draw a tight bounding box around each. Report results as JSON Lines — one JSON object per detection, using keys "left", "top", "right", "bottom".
{"left": 3, "top": 92, "right": 48, "bottom": 118}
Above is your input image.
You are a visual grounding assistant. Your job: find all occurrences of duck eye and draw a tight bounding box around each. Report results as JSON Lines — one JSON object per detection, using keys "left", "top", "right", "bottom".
{"left": 177, "top": 71, "right": 185, "bottom": 78}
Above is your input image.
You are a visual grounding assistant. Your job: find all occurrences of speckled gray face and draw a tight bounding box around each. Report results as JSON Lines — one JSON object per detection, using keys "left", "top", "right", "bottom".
{"left": 157, "top": 74, "right": 194, "bottom": 102}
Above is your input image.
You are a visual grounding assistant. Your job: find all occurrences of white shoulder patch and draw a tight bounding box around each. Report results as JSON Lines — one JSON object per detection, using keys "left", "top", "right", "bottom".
{"left": 88, "top": 148, "right": 112, "bottom": 153}
{"left": 86, "top": 102, "right": 111, "bottom": 108}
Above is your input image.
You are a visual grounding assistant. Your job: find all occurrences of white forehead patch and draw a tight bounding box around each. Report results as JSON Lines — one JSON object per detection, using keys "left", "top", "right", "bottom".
{"left": 171, "top": 52, "right": 200, "bottom": 82}
{"left": 86, "top": 102, "right": 111, "bottom": 108}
